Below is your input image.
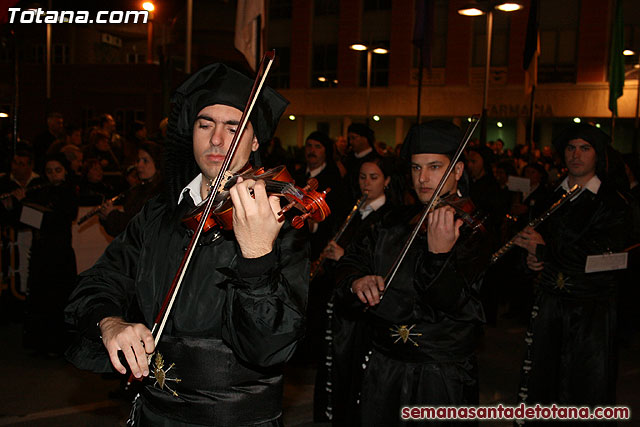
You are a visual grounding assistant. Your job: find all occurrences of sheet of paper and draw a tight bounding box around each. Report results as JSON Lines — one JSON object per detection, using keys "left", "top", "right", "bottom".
{"left": 585, "top": 252, "right": 628, "bottom": 273}
{"left": 507, "top": 175, "right": 531, "bottom": 195}
{"left": 20, "top": 205, "right": 44, "bottom": 230}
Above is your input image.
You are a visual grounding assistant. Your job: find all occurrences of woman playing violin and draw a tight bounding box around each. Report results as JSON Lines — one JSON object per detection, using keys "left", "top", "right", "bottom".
{"left": 66, "top": 63, "right": 308, "bottom": 426}
{"left": 335, "top": 120, "right": 492, "bottom": 426}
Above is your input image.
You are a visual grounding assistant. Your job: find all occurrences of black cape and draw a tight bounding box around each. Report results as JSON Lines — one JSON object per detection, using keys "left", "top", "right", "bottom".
{"left": 335, "top": 203, "right": 492, "bottom": 426}
{"left": 65, "top": 193, "right": 309, "bottom": 425}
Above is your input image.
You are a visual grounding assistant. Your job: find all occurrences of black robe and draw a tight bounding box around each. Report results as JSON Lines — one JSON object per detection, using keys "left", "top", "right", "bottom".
{"left": 100, "top": 176, "right": 163, "bottom": 237}
{"left": 23, "top": 181, "right": 78, "bottom": 354}
{"left": 313, "top": 201, "right": 392, "bottom": 424}
{"left": 65, "top": 194, "right": 309, "bottom": 426}
{"left": 517, "top": 180, "right": 632, "bottom": 425}
{"left": 336, "top": 203, "right": 492, "bottom": 426}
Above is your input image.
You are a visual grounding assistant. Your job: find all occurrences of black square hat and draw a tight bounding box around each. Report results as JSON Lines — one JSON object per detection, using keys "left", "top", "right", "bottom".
{"left": 552, "top": 123, "right": 610, "bottom": 178}
{"left": 400, "top": 120, "right": 462, "bottom": 159}
{"left": 170, "top": 63, "right": 289, "bottom": 144}
{"left": 164, "top": 63, "right": 288, "bottom": 206}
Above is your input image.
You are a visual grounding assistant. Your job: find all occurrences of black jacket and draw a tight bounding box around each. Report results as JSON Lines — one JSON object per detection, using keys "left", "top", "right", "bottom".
{"left": 336, "top": 203, "right": 492, "bottom": 361}
{"left": 65, "top": 194, "right": 309, "bottom": 425}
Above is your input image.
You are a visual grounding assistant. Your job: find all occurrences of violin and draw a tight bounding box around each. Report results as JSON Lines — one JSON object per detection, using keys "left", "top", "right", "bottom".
{"left": 379, "top": 116, "right": 481, "bottom": 297}
{"left": 412, "top": 192, "right": 487, "bottom": 235}
{"left": 181, "top": 165, "right": 331, "bottom": 232}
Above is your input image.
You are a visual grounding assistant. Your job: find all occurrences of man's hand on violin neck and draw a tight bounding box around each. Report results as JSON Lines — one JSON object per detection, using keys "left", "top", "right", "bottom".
{"left": 99, "top": 316, "right": 155, "bottom": 378}
{"left": 230, "top": 177, "right": 284, "bottom": 258}
{"left": 427, "top": 206, "right": 463, "bottom": 254}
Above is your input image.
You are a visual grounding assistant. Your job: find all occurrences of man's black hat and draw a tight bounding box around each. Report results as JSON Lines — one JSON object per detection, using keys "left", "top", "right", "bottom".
{"left": 400, "top": 120, "right": 462, "bottom": 159}
{"left": 401, "top": 120, "right": 470, "bottom": 197}
{"left": 347, "top": 123, "right": 375, "bottom": 147}
{"left": 164, "top": 63, "right": 289, "bottom": 206}
{"left": 552, "top": 123, "right": 610, "bottom": 178}
{"left": 171, "top": 63, "right": 289, "bottom": 144}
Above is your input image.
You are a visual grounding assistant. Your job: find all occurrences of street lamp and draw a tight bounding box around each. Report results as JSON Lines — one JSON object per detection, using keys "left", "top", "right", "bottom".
{"left": 142, "top": 2, "right": 155, "bottom": 64}
{"left": 623, "top": 49, "right": 640, "bottom": 154}
{"left": 458, "top": 1, "right": 523, "bottom": 144}
{"left": 350, "top": 43, "right": 389, "bottom": 124}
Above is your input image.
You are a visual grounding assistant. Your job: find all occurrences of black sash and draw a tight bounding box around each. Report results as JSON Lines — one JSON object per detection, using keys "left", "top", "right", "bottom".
{"left": 140, "top": 335, "right": 283, "bottom": 425}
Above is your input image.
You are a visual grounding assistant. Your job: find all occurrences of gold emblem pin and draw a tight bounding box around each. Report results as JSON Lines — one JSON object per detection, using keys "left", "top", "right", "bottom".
{"left": 149, "top": 352, "right": 182, "bottom": 397}
{"left": 556, "top": 272, "right": 565, "bottom": 289}
{"left": 390, "top": 324, "right": 422, "bottom": 347}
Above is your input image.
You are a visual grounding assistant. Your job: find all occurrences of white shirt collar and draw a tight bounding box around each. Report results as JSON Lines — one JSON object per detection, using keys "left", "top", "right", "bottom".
{"left": 10, "top": 171, "right": 40, "bottom": 187}
{"left": 354, "top": 147, "right": 373, "bottom": 159}
{"left": 559, "top": 175, "right": 601, "bottom": 195}
{"left": 178, "top": 173, "right": 206, "bottom": 206}
{"left": 360, "top": 194, "right": 385, "bottom": 219}
{"left": 306, "top": 162, "right": 326, "bottom": 178}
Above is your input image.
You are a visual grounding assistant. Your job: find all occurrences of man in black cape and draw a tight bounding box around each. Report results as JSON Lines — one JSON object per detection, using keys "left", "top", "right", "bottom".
{"left": 513, "top": 123, "right": 633, "bottom": 424}
{"left": 335, "top": 120, "right": 492, "bottom": 426}
{"left": 65, "top": 63, "right": 308, "bottom": 426}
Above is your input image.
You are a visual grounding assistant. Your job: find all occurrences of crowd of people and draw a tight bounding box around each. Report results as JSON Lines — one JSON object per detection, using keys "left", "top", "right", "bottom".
{"left": 0, "top": 113, "right": 165, "bottom": 356}
{"left": 1, "top": 61, "right": 638, "bottom": 426}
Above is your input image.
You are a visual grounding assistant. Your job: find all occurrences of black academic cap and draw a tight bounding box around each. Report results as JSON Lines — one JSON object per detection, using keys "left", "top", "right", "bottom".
{"left": 306, "top": 131, "right": 334, "bottom": 162}
{"left": 171, "top": 63, "right": 289, "bottom": 144}
{"left": 400, "top": 120, "right": 462, "bottom": 159}
{"left": 347, "top": 123, "right": 375, "bottom": 146}
{"left": 552, "top": 123, "right": 610, "bottom": 177}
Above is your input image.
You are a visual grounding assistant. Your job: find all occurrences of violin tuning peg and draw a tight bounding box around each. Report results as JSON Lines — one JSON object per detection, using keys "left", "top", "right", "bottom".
{"left": 304, "top": 178, "right": 318, "bottom": 192}
{"left": 292, "top": 212, "right": 311, "bottom": 229}
{"left": 278, "top": 201, "right": 296, "bottom": 216}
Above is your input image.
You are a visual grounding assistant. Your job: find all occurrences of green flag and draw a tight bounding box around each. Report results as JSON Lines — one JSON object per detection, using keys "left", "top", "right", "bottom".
{"left": 608, "top": 0, "right": 624, "bottom": 115}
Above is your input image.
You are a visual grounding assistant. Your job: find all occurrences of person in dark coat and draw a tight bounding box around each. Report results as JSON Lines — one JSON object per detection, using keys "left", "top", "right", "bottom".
{"left": 314, "top": 156, "right": 402, "bottom": 424}
{"left": 513, "top": 123, "right": 633, "bottom": 425}
{"left": 98, "top": 141, "right": 164, "bottom": 237}
{"left": 343, "top": 123, "right": 379, "bottom": 207}
{"left": 293, "top": 131, "right": 346, "bottom": 260}
{"left": 292, "top": 131, "right": 346, "bottom": 365}
{"left": 23, "top": 154, "right": 78, "bottom": 356}
{"left": 336, "top": 120, "right": 492, "bottom": 426}
{"left": 65, "top": 63, "right": 308, "bottom": 426}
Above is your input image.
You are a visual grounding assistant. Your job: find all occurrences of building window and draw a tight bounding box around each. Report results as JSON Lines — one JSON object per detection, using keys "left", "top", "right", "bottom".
{"left": 623, "top": 0, "right": 640, "bottom": 72}
{"left": 412, "top": 0, "right": 448, "bottom": 68}
{"left": 0, "top": 37, "right": 11, "bottom": 63}
{"left": 270, "top": 0, "right": 292, "bottom": 20}
{"left": 29, "top": 44, "right": 45, "bottom": 64}
{"left": 268, "top": 47, "right": 290, "bottom": 89}
{"left": 311, "top": 44, "right": 338, "bottom": 88}
{"left": 471, "top": 12, "right": 510, "bottom": 67}
{"left": 538, "top": 0, "right": 579, "bottom": 83}
{"left": 53, "top": 44, "right": 69, "bottom": 64}
{"left": 127, "top": 52, "right": 146, "bottom": 64}
{"left": 315, "top": 0, "right": 339, "bottom": 16}
{"left": 359, "top": 43, "right": 389, "bottom": 87}
{"left": 363, "top": 0, "right": 391, "bottom": 11}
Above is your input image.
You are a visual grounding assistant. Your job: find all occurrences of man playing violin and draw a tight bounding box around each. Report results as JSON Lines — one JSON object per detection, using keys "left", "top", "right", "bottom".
{"left": 66, "top": 63, "right": 308, "bottom": 426}
{"left": 335, "top": 120, "right": 492, "bottom": 426}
